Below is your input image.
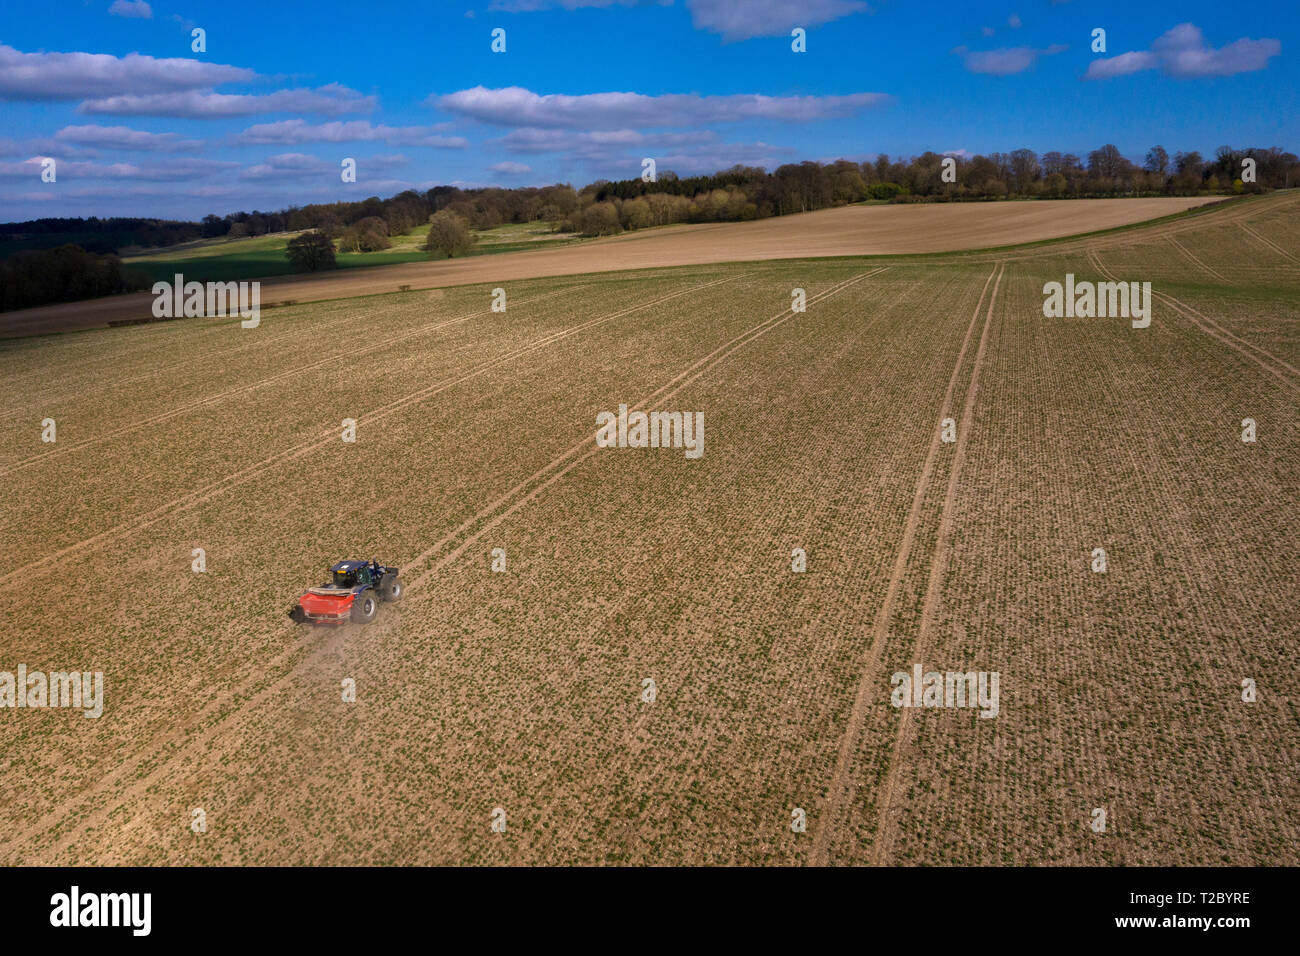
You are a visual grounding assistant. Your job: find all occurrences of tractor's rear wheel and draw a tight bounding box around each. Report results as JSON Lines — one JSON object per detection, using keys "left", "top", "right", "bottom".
{"left": 381, "top": 576, "right": 403, "bottom": 603}
{"left": 351, "top": 593, "right": 378, "bottom": 624}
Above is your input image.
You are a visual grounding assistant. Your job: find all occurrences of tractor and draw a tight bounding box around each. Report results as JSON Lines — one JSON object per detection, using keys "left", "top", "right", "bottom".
{"left": 290, "top": 559, "right": 401, "bottom": 625}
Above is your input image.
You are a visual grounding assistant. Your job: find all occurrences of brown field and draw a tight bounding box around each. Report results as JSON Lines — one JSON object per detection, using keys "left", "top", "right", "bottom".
{"left": 0, "top": 191, "right": 1295, "bottom": 865}
{"left": 1, "top": 196, "right": 1219, "bottom": 339}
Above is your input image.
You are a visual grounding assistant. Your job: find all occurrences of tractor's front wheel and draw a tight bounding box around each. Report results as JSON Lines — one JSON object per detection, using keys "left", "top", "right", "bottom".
{"left": 351, "top": 592, "right": 378, "bottom": 624}
{"left": 381, "top": 576, "right": 403, "bottom": 603}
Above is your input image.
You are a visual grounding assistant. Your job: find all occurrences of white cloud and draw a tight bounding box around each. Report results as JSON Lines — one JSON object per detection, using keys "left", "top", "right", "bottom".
{"left": 685, "top": 0, "right": 868, "bottom": 40}
{"left": 1085, "top": 23, "right": 1280, "bottom": 79}
{"left": 1085, "top": 51, "right": 1156, "bottom": 79}
{"left": 496, "top": 127, "right": 718, "bottom": 152}
{"left": 0, "top": 178, "right": 437, "bottom": 219}
{"left": 498, "top": 128, "right": 791, "bottom": 175}
{"left": 240, "top": 152, "right": 408, "bottom": 181}
{"left": 0, "top": 156, "right": 235, "bottom": 180}
{"left": 635, "top": 141, "right": 792, "bottom": 174}
{"left": 78, "top": 84, "right": 376, "bottom": 118}
{"left": 435, "top": 86, "right": 888, "bottom": 129}
{"left": 109, "top": 0, "right": 153, "bottom": 18}
{"left": 1007, "top": 13, "right": 1022, "bottom": 29}
{"left": 0, "top": 157, "right": 65, "bottom": 180}
{"left": 0, "top": 44, "right": 252, "bottom": 100}
{"left": 486, "top": 0, "right": 866, "bottom": 41}
{"left": 55, "top": 124, "right": 203, "bottom": 152}
{"left": 239, "top": 153, "right": 334, "bottom": 180}
{"left": 355, "top": 154, "right": 410, "bottom": 172}
{"left": 953, "top": 43, "right": 1066, "bottom": 75}
{"left": 0, "top": 135, "right": 103, "bottom": 159}
{"left": 236, "top": 119, "right": 465, "bottom": 147}
{"left": 488, "top": 161, "right": 533, "bottom": 175}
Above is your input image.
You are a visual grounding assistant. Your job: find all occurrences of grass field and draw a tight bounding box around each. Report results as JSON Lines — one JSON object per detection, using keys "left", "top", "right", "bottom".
{"left": 0, "top": 192, "right": 1295, "bottom": 864}
{"left": 119, "top": 221, "right": 580, "bottom": 284}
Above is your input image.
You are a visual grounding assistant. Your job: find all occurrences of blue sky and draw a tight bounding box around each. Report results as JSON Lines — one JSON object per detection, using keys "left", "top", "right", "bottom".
{"left": 1, "top": 0, "right": 1295, "bottom": 221}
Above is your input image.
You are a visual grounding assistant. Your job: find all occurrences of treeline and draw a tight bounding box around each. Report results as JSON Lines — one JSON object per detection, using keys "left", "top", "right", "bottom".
{"left": 0, "top": 245, "right": 150, "bottom": 312}
{"left": 272, "top": 142, "right": 1300, "bottom": 241}
{"left": 276, "top": 185, "right": 584, "bottom": 240}
{"left": 0, "top": 216, "right": 203, "bottom": 254}
{"left": 6, "top": 144, "right": 1295, "bottom": 254}
{"left": 566, "top": 144, "right": 1298, "bottom": 235}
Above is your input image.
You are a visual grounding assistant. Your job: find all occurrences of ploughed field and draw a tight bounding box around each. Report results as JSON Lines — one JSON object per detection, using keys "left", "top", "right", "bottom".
{"left": 0, "top": 191, "right": 1295, "bottom": 864}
